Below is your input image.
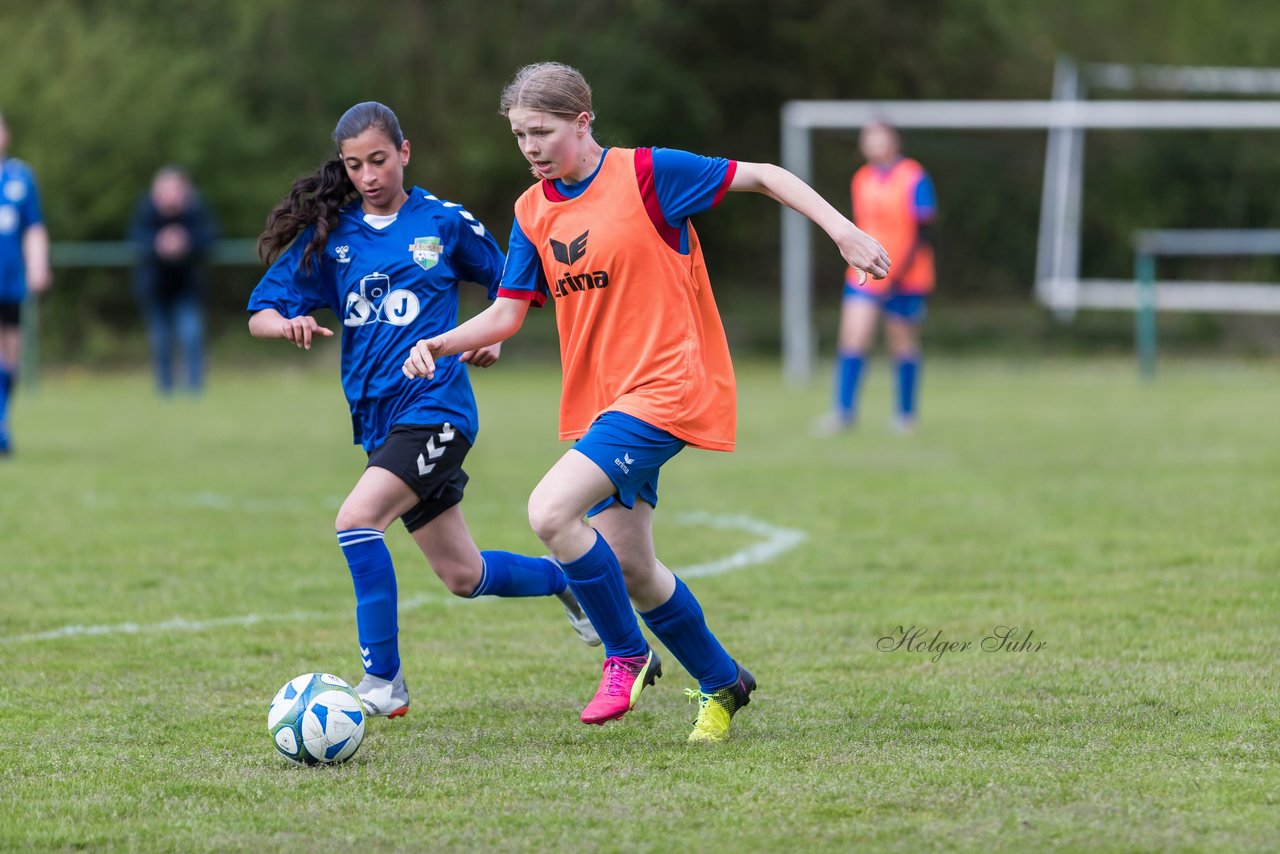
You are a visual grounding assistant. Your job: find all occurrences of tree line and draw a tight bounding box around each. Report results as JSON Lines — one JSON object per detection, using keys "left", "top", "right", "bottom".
{"left": 3, "top": 0, "right": 1278, "bottom": 359}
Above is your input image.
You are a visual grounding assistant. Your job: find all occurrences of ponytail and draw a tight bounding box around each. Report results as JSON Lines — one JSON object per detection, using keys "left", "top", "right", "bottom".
{"left": 257, "top": 158, "right": 355, "bottom": 275}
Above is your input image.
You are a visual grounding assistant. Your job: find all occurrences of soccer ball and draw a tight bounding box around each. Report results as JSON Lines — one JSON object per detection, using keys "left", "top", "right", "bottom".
{"left": 267, "top": 673, "right": 366, "bottom": 765}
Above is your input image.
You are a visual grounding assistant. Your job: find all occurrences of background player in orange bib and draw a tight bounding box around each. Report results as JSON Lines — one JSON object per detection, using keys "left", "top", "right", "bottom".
{"left": 818, "top": 120, "right": 936, "bottom": 435}
{"left": 403, "top": 62, "right": 889, "bottom": 742}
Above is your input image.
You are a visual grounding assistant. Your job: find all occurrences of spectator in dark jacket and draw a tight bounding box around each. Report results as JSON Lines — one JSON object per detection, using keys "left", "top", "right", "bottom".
{"left": 130, "top": 166, "right": 216, "bottom": 394}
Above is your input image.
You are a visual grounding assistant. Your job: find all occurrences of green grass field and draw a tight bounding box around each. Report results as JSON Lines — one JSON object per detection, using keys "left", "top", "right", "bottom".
{"left": 2, "top": 357, "right": 1277, "bottom": 852}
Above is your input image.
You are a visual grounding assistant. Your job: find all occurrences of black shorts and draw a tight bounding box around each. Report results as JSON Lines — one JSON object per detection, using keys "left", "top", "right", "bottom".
{"left": 367, "top": 423, "right": 472, "bottom": 533}
{"left": 0, "top": 302, "right": 20, "bottom": 328}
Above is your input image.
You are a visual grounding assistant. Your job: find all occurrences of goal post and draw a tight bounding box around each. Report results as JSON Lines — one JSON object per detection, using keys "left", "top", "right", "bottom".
{"left": 779, "top": 97, "right": 1280, "bottom": 385}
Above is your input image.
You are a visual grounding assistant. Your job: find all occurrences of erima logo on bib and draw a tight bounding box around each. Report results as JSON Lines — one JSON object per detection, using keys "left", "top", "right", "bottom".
{"left": 550, "top": 231, "right": 589, "bottom": 265}
{"left": 549, "top": 230, "right": 610, "bottom": 299}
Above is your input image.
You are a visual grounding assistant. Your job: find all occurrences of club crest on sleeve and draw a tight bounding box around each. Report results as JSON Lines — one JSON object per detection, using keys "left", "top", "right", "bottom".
{"left": 410, "top": 236, "right": 443, "bottom": 270}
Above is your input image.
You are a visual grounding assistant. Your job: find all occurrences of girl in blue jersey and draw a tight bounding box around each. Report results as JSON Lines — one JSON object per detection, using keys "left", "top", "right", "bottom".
{"left": 0, "top": 111, "right": 51, "bottom": 456}
{"left": 248, "top": 101, "right": 598, "bottom": 718}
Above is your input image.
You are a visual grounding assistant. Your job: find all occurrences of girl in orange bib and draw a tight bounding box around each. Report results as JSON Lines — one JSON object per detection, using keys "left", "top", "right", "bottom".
{"left": 404, "top": 62, "right": 890, "bottom": 742}
{"left": 818, "top": 120, "right": 936, "bottom": 435}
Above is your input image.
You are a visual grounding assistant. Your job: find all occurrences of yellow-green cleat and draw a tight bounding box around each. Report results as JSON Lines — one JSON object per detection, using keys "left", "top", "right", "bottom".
{"left": 685, "top": 662, "right": 755, "bottom": 743}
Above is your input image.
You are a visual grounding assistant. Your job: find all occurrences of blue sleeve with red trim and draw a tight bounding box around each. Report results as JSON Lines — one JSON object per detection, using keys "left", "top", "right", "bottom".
{"left": 650, "top": 148, "right": 734, "bottom": 227}
{"left": 914, "top": 172, "right": 937, "bottom": 221}
{"left": 495, "top": 218, "right": 549, "bottom": 306}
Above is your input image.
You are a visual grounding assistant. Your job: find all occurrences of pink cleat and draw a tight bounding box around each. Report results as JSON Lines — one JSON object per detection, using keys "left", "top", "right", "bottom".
{"left": 580, "top": 649, "right": 662, "bottom": 725}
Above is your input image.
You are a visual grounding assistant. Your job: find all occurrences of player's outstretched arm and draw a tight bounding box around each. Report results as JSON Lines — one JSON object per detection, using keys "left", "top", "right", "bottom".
{"left": 729, "top": 161, "right": 891, "bottom": 281}
{"left": 248, "top": 308, "right": 333, "bottom": 350}
{"left": 403, "top": 297, "right": 530, "bottom": 381}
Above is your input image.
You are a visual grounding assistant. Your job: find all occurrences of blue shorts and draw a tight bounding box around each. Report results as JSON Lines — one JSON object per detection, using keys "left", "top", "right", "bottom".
{"left": 572, "top": 410, "right": 686, "bottom": 516}
{"left": 843, "top": 284, "right": 929, "bottom": 323}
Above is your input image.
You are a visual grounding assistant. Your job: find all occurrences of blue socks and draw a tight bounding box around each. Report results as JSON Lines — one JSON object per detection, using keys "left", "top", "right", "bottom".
{"left": 472, "top": 551, "right": 568, "bottom": 598}
{"left": 336, "top": 522, "right": 736, "bottom": 692}
{"left": 0, "top": 365, "right": 13, "bottom": 441}
{"left": 337, "top": 533, "right": 573, "bottom": 676}
{"left": 835, "top": 350, "right": 865, "bottom": 422}
{"left": 896, "top": 355, "right": 920, "bottom": 421}
{"left": 559, "top": 532, "right": 739, "bottom": 693}
{"left": 337, "top": 528, "right": 400, "bottom": 679}
{"left": 835, "top": 352, "right": 921, "bottom": 424}
{"left": 558, "top": 532, "right": 647, "bottom": 659}
{"left": 640, "top": 577, "right": 737, "bottom": 693}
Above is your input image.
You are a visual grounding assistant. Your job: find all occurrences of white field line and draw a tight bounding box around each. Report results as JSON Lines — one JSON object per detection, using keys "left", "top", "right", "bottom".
{"left": 1, "top": 593, "right": 471, "bottom": 645}
{"left": 670, "top": 512, "right": 809, "bottom": 579}
{"left": 3, "top": 509, "right": 807, "bottom": 645}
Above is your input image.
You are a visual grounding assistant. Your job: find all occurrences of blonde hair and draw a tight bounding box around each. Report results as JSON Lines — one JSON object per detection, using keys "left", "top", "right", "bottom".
{"left": 499, "top": 62, "right": 595, "bottom": 125}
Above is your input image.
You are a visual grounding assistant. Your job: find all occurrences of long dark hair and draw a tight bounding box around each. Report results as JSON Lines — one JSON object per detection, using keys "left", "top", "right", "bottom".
{"left": 257, "top": 102, "right": 405, "bottom": 274}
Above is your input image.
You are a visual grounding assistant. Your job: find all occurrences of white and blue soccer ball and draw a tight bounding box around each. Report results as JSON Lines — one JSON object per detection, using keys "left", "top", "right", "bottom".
{"left": 267, "top": 673, "right": 366, "bottom": 766}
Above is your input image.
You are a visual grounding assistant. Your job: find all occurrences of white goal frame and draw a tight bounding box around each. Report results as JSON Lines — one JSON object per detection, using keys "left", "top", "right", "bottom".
{"left": 779, "top": 65, "right": 1280, "bottom": 384}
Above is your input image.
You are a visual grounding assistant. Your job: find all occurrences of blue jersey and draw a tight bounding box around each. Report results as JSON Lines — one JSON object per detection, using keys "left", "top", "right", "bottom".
{"left": 498, "top": 148, "right": 733, "bottom": 303}
{"left": 0, "top": 158, "right": 45, "bottom": 303}
{"left": 248, "top": 187, "right": 504, "bottom": 451}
